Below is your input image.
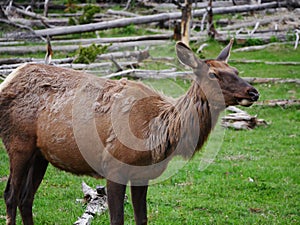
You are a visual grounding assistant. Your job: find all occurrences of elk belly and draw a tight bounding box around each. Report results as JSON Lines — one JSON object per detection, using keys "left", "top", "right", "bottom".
{"left": 36, "top": 97, "right": 99, "bottom": 177}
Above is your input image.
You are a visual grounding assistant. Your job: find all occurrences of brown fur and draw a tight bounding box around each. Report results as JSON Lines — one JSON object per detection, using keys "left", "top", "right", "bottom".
{"left": 0, "top": 41, "right": 259, "bottom": 225}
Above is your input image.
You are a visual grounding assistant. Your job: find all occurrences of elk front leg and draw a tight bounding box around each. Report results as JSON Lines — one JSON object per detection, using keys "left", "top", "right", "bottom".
{"left": 106, "top": 180, "right": 127, "bottom": 225}
{"left": 131, "top": 184, "right": 148, "bottom": 225}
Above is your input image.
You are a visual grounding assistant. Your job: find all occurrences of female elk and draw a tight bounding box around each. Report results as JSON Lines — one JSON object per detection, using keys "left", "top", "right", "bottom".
{"left": 0, "top": 40, "right": 258, "bottom": 225}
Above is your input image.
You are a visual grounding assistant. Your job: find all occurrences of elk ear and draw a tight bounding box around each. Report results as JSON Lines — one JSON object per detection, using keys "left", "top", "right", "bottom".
{"left": 216, "top": 38, "right": 234, "bottom": 62}
{"left": 176, "top": 42, "right": 199, "bottom": 69}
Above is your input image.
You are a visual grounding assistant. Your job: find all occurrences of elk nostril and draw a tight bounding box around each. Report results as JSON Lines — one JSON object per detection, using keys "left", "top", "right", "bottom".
{"left": 248, "top": 89, "right": 259, "bottom": 101}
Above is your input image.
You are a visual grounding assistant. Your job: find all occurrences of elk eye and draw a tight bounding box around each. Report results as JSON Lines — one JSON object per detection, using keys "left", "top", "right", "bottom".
{"left": 208, "top": 73, "right": 217, "bottom": 79}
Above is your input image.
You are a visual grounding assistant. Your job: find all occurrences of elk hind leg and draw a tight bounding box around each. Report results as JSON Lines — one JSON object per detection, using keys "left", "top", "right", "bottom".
{"left": 4, "top": 176, "right": 16, "bottom": 225}
{"left": 4, "top": 137, "right": 37, "bottom": 225}
{"left": 18, "top": 150, "right": 48, "bottom": 225}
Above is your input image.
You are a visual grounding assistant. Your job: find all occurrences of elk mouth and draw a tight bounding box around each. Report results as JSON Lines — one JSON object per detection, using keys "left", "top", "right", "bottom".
{"left": 234, "top": 88, "right": 259, "bottom": 107}
{"left": 235, "top": 97, "right": 254, "bottom": 107}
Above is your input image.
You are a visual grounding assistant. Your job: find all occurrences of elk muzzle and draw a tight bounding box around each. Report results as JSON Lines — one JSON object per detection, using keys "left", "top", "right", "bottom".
{"left": 236, "top": 87, "right": 259, "bottom": 107}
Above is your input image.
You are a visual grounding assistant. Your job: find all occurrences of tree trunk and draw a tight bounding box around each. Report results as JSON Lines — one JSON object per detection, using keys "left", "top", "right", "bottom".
{"left": 181, "top": 0, "right": 192, "bottom": 45}
{"left": 208, "top": 0, "right": 217, "bottom": 38}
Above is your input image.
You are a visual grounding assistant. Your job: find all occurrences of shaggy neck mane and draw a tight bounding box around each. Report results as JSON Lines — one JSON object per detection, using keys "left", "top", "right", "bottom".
{"left": 148, "top": 80, "right": 221, "bottom": 164}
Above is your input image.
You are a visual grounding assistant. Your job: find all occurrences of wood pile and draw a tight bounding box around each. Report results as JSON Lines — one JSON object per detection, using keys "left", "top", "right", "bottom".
{"left": 74, "top": 182, "right": 108, "bottom": 225}
{"left": 222, "top": 106, "right": 267, "bottom": 130}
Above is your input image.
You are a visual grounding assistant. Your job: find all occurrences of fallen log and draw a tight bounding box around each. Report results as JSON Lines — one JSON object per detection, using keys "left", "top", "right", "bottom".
{"left": 230, "top": 59, "right": 300, "bottom": 66}
{"left": 20, "top": 2, "right": 280, "bottom": 38}
{"left": 0, "top": 41, "right": 26, "bottom": 46}
{"left": 53, "top": 61, "right": 139, "bottom": 70}
{"left": 255, "top": 99, "right": 300, "bottom": 107}
{"left": 0, "top": 40, "right": 168, "bottom": 54}
{"left": 232, "top": 42, "right": 292, "bottom": 52}
{"left": 0, "top": 50, "right": 149, "bottom": 66}
{"left": 103, "top": 68, "right": 191, "bottom": 79}
{"left": 0, "top": 58, "right": 33, "bottom": 65}
{"left": 51, "top": 33, "right": 173, "bottom": 45}
{"left": 0, "top": 60, "right": 139, "bottom": 74}
{"left": 103, "top": 70, "right": 300, "bottom": 84}
{"left": 7, "top": 5, "right": 52, "bottom": 28}
{"left": 107, "top": 40, "right": 168, "bottom": 51}
{"left": 144, "top": 1, "right": 234, "bottom": 10}
{"left": 216, "top": 32, "right": 292, "bottom": 43}
{"left": 220, "top": 14, "right": 297, "bottom": 31}
{"left": 98, "top": 49, "right": 150, "bottom": 62}
{"left": 0, "top": 45, "right": 76, "bottom": 54}
{"left": 8, "top": 17, "right": 69, "bottom": 27}
{"left": 106, "top": 9, "right": 139, "bottom": 17}
{"left": 0, "top": 18, "right": 38, "bottom": 36}
{"left": 0, "top": 57, "right": 74, "bottom": 66}
{"left": 243, "top": 77, "right": 300, "bottom": 85}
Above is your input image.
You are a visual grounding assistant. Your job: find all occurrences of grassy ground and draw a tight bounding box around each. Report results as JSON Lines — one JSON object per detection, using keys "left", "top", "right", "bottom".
{"left": 0, "top": 39, "right": 299, "bottom": 224}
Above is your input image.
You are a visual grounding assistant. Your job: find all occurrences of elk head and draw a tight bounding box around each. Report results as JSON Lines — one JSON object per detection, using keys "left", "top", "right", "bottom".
{"left": 176, "top": 39, "right": 259, "bottom": 107}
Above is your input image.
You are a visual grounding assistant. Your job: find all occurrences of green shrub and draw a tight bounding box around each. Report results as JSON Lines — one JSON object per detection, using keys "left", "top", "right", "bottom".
{"left": 269, "top": 35, "right": 279, "bottom": 43}
{"left": 78, "top": 5, "right": 100, "bottom": 24}
{"left": 68, "top": 4, "right": 100, "bottom": 25}
{"left": 73, "top": 44, "right": 108, "bottom": 64}
{"left": 286, "top": 29, "right": 296, "bottom": 42}
{"left": 68, "top": 17, "right": 77, "bottom": 26}
{"left": 122, "top": 24, "right": 137, "bottom": 36}
{"left": 244, "top": 38, "right": 264, "bottom": 46}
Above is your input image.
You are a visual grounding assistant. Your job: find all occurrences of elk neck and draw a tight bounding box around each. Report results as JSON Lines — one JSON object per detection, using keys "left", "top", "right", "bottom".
{"left": 149, "top": 80, "right": 223, "bottom": 163}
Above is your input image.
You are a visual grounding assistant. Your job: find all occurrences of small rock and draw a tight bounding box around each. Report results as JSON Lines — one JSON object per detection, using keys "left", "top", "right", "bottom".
{"left": 248, "top": 177, "right": 254, "bottom": 182}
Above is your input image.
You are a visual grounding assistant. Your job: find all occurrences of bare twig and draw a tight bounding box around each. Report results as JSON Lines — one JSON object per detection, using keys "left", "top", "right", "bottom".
{"left": 294, "top": 29, "right": 299, "bottom": 49}
{"left": 249, "top": 21, "right": 260, "bottom": 36}
{"left": 110, "top": 57, "right": 123, "bottom": 72}
{"left": 200, "top": 11, "right": 207, "bottom": 31}
{"left": 196, "top": 43, "right": 208, "bottom": 53}
{"left": 123, "top": 0, "right": 132, "bottom": 11}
